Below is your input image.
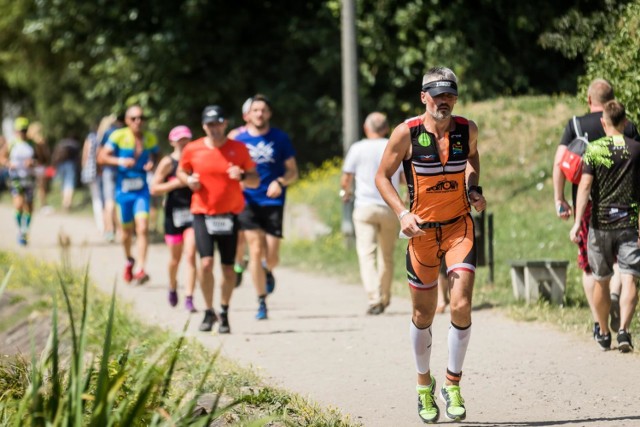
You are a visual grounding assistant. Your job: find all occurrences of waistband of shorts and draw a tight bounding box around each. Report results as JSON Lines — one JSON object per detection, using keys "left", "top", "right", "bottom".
{"left": 418, "top": 214, "right": 465, "bottom": 229}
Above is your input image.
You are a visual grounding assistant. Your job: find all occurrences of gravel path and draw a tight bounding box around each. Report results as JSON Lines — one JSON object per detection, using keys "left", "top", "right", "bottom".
{"left": 1, "top": 204, "right": 639, "bottom": 426}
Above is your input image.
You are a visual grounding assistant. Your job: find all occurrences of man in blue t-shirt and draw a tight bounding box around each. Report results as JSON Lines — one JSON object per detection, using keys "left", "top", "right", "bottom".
{"left": 234, "top": 94, "right": 298, "bottom": 320}
{"left": 99, "top": 105, "right": 158, "bottom": 285}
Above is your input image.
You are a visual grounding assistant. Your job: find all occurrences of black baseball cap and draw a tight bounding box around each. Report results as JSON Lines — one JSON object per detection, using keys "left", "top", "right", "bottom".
{"left": 202, "top": 105, "right": 226, "bottom": 124}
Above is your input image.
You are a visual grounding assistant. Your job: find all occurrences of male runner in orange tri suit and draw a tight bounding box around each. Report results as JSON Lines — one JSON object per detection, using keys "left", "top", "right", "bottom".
{"left": 376, "top": 66, "right": 486, "bottom": 423}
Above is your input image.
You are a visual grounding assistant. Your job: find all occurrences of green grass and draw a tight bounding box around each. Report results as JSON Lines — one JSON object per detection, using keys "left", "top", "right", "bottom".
{"left": 0, "top": 253, "right": 360, "bottom": 426}
{"left": 282, "top": 94, "right": 639, "bottom": 337}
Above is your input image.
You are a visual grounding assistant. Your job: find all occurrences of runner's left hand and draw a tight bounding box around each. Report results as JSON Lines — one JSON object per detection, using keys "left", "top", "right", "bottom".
{"left": 266, "top": 180, "right": 283, "bottom": 198}
{"left": 469, "top": 192, "right": 486, "bottom": 213}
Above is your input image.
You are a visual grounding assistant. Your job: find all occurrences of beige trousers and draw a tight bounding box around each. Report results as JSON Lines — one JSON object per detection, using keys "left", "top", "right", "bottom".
{"left": 353, "top": 204, "right": 400, "bottom": 307}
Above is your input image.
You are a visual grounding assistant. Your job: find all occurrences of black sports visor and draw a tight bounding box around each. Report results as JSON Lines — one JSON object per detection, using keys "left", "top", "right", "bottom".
{"left": 421, "top": 80, "right": 458, "bottom": 97}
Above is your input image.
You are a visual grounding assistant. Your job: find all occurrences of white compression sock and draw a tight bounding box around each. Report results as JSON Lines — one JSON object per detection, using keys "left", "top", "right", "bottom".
{"left": 447, "top": 322, "right": 472, "bottom": 375}
{"left": 410, "top": 320, "right": 433, "bottom": 375}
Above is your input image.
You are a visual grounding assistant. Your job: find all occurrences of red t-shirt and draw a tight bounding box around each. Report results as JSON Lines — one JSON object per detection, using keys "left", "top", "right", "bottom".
{"left": 179, "top": 138, "right": 255, "bottom": 215}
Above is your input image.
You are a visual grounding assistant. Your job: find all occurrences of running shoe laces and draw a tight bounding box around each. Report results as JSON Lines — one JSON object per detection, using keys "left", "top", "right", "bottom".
{"left": 416, "top": 376, "right": 439, "bottom": 424}
{"left": 440, "top": 385, "right": 466, "bottom": 421}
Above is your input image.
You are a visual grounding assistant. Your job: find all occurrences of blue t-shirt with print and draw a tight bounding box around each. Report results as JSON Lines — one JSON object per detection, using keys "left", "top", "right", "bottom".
{"left": 105, "top": 127, "right": 158, "bottom": 196}
{"left": 235, "top": 127, "right": 296, "bottom": 206}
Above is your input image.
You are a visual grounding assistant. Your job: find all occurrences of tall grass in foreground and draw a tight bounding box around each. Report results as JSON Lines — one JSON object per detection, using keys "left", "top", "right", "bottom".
{"left": 0, "top": 269, "right": 255, "bottom": 426}
{"left": 0, "top": 255, "right": 360, "bottom": 426}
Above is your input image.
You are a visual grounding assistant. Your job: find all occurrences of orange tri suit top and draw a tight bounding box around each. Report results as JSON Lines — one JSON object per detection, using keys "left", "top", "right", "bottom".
{"left": 402, "top": 115, "right": 477, "bottom": 291}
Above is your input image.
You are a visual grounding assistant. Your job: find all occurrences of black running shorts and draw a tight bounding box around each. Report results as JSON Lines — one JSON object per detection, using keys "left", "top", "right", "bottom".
{"left": 192, "top": 214, "right": 238, "bottom": 264}
{"left": 237, "top": 203, "right": 284, "bottom": 238}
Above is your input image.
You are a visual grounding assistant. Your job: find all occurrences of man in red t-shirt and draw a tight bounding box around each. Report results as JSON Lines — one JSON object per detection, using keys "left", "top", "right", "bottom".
{"left": 178, "top": 105, "right": 259, "bottom": 334}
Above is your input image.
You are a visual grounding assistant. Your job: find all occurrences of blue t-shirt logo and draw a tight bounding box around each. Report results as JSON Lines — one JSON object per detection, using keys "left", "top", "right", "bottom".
{"left": 249, "top": 141, "right": 276, "bottom": 164}
{"left": 235, "top": 128, "right": 296, "bottom": 206}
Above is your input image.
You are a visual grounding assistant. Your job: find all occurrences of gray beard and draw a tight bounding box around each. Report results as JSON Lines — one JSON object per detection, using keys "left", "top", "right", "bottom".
{"left": 427, "top": 108, "right": 451, "bottom": 121}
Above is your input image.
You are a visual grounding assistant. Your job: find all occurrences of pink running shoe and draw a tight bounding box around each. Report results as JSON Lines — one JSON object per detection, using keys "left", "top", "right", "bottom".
{"left": 134, "top": 270, "right": 150, "bottom": 285}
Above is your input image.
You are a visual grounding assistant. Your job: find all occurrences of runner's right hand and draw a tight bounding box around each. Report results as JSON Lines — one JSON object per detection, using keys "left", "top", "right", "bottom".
{"left": 400, "top": 212, "right": 425, "bottom": 238}
{"left": 118, "top": 158, "right": 135, "bottom": 168}
{"left": 187, "top": 173, "right": 201, "bottom": 191}
{"left": 555, "top": 200, "right": 572, "bottom": 220}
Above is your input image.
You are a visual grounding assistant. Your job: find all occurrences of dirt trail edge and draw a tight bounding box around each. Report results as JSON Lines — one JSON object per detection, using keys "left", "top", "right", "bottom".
{"left": 1, "top": 205, "right": 639, "bottom": 427}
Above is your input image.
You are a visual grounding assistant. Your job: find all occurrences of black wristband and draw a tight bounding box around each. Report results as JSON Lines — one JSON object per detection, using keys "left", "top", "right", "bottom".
{"left": 240, "top": 172, "right": 246, "bottom": 181}
{"left": 276, "top": 179, "right": 286, "bottom": 188}
{"left": 468, "top": 185, "right": 482, "bottom": 196}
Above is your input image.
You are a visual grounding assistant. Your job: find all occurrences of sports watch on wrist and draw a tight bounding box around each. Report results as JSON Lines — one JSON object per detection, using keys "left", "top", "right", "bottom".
{"left": 468, "top": 185, "right": 483, "bottom": 196}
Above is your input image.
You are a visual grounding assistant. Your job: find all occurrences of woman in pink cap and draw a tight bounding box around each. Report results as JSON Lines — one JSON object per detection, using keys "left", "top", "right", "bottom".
{"left": 150, "top": 125, "right": 198, "bottom": 311}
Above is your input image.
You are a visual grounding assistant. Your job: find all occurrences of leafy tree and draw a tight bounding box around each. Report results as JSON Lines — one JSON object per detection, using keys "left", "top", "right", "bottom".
{"left": 582, "top": 1, "right": 640, "bottom": 124}
{"left": 0, "top": 0, "right": 593, "bottom": 165}
{"left": 540, "top": 0, "right": 640, "bottom": 123}
{"left": 356, "top": 0, "right": 584, "bottom": 123}
{"left": 0, "top": 0, "right": 344, "bottom": 164}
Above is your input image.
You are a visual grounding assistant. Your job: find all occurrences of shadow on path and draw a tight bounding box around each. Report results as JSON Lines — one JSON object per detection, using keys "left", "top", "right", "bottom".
{"left": 470, "top": 415, "right": 640, "bottom": 426}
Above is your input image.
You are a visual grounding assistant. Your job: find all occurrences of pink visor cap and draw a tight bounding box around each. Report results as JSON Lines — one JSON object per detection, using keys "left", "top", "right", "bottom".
{"left": 168, "top": 125, "right": 192, "bottom": 142}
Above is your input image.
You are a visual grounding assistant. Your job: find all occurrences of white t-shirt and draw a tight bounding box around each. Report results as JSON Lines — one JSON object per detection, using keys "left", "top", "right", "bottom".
{"left": 9, "top": 140, "right": 35, "bottom": 179}
{"left": 342, "top": 138, "right": 402, "bottom": 208}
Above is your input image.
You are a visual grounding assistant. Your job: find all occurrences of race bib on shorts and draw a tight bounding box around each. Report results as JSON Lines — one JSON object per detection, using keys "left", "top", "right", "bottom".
{"left": 121, "top": 177, "right": 144, "bottom": 193}
{"left": 172, "top": 207, "right": 193, "bottom": 228}
{"left": 204, "top": 214, "right": 234, "bottom": 235}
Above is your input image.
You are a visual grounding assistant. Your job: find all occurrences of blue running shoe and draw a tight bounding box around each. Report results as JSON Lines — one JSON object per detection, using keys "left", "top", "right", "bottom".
{"left": 265, "top": 269, "right": 275, "bottom": 294}
{"left": 256, "top": 301, "right": 268, "bottom": 320}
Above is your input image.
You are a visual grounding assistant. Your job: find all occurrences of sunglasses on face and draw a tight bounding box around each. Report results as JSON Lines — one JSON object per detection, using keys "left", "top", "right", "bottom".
{"left": 128, "top": 116, "right": 147, "bottom": 122}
